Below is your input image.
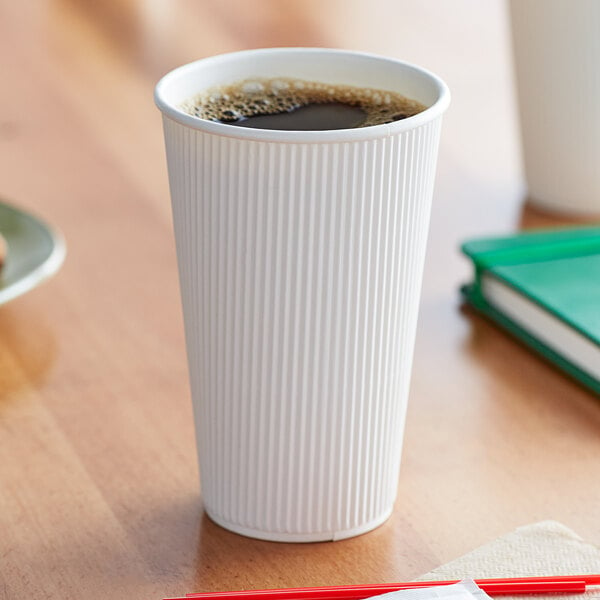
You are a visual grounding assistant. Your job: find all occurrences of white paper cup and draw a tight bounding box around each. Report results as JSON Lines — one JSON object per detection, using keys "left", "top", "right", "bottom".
{"left": 510, "top": 0, "right": 600, "bottom": 216}
{"left": 155, "top": 48, "right": 449, "bottom": 542}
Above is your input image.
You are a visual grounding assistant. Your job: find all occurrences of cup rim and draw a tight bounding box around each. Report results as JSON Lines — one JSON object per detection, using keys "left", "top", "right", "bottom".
{"left": 154, "top": 47, "right": 450, "bottom": 143}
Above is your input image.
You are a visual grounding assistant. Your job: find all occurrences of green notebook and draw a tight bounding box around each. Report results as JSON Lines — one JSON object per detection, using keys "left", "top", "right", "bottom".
{"left": 461, "top": 226, "right": 600, "bottom": 396}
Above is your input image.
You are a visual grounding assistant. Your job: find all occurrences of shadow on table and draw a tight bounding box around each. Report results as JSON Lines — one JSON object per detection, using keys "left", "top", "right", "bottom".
{"left": 0, "top": 302, "right": 57, "bottom": 402}
{"left": 100, "top": 490, "right": 406, "bottom": 597}
{"left": 187, "top": 503, "right": 407, "bottom": 596}
{"left": 518, "top": 197, "right": 599, "bottom": 230}
{"left": 459, "top": 302, "right": 597, "bottom": 401}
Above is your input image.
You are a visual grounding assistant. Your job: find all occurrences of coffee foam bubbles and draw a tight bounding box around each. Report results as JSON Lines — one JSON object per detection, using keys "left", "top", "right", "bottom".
{"left": 180, "top": 78, "right": 426, "bottom": 127}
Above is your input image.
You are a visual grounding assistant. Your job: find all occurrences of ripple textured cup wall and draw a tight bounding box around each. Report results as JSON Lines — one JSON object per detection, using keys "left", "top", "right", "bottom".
{"left": 155, "top": 48, "right": 450, "bottom": 542}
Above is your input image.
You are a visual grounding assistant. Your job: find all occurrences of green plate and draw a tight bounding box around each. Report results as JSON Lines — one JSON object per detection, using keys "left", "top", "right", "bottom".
{"left": 0, "top": 201, "right": 66, "bottom": 305}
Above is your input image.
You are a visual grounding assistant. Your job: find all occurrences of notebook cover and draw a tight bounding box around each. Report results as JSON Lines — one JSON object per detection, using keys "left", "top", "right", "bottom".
{"left": 461, "top": 226, "right": 600, "bottom": 396}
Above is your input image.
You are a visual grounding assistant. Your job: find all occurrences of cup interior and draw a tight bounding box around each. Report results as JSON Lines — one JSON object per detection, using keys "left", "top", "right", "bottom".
{"left": 155, "top": 48, "right": 450, "bottom": 141}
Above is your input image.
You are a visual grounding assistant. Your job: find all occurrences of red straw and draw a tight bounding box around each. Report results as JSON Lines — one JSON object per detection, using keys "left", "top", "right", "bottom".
{"left": 166, "top": 575, "right": 599, "bottom": 600}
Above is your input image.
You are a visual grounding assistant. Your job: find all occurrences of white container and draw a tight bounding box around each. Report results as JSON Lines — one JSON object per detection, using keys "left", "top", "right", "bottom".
{"left": 155, "top": 48, "right": 449, "bottom": 542}
{"left": 510, "top": 0, "right": 600, "bottom": 216}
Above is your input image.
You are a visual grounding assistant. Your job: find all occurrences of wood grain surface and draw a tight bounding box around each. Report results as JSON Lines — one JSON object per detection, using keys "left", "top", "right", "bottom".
{"left": 0, "top": 1, "right": 598, "bottom": 599}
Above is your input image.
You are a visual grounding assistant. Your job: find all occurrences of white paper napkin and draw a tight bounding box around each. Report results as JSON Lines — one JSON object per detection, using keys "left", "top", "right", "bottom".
{"left": 375, "top": 581, "right": 491, "bottom": 600}
{"left": 415, "top": 521, "right": 600, "bottom": 600}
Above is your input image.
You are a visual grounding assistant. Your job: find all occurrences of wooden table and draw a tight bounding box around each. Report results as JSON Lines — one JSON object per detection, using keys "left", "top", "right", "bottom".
{"left": 1, "top": 2, "right": 598, "bottom": 599}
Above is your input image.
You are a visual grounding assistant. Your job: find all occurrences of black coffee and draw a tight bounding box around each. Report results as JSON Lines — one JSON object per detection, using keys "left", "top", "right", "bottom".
{"left": 181, "top": 78, "right": 426, "bottom": 131}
